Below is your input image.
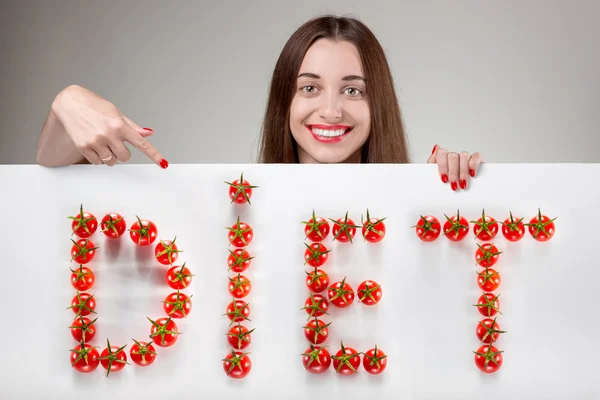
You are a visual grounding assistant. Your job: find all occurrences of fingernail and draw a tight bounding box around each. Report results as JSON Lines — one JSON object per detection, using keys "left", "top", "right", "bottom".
{"left": 460, "top": 179, "right": 467, "bottom": 189}
{"left": 451, "top": 181, "right": 458, "bottom": 191}
{"left": 441, "top": 174, "right": 448, "bottom": 183}
{"left": 431, "top": 145, "right": 437, "bottom": 155}
{"left": 469, "top": 168, "right": 475, "bottom": 177}
{"left": 160, "top": 159, "right": 169, "bottom": 169}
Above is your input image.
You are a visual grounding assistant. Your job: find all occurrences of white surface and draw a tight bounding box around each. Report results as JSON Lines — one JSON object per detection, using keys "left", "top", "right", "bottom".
{"left": 0, "top": 163, "right": 598, "bottom": 400}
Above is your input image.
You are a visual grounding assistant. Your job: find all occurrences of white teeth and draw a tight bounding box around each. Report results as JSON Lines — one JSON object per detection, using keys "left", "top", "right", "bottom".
{"left": 312, "top": 128, "right": 347, "bottom": 137}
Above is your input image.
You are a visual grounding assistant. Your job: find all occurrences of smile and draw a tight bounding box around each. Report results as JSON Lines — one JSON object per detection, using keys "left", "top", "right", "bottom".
{"left": 307, "top": 124, "right": 353, "bottom": 144}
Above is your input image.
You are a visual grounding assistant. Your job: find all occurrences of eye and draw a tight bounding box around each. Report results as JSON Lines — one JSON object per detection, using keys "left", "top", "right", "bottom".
{"left": 344, "top": 87, "right": 362, "bottom": 96}
{"left": 300, "top": 85, "right": 318, "bottom": 93}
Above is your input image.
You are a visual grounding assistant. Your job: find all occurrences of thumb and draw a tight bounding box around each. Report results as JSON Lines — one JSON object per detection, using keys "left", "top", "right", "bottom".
{"left": 427, "top": 144, "right": 438, "bottom": 163}
{"left": 122, "top": 114, "right": 154, "bottom": 137}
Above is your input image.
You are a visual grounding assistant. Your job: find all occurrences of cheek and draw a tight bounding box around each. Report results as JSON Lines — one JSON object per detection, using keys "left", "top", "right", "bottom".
{"left": 290, "top": 97, "right": 314, "bottom": 126}
{"left": 346, "top": 101, "right": 371, "bottom": 128}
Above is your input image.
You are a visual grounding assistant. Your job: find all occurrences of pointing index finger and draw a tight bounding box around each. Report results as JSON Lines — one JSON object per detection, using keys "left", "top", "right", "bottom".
{"left": 125, "top": 129, "right": 168, "bottom": 168}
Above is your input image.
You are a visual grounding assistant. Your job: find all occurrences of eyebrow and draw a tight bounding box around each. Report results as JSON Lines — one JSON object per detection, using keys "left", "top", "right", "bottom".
{"left": 297, "top": 72, "right": 365, "bottom": 81}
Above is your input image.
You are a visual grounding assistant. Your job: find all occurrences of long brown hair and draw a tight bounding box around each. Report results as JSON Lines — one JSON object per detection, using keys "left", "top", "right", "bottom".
{"left": 257, "top": 14, "right": 411, "bottom": 163}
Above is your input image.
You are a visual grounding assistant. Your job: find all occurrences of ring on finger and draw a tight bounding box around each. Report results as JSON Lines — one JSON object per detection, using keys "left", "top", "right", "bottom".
{"left": 100, "top": 152, "right": 113, "bottom": 163}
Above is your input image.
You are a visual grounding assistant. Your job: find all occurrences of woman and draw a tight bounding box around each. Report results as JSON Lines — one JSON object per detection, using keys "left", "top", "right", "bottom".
{"left": 36, "top": 15, "right": 483, "bottom": 191}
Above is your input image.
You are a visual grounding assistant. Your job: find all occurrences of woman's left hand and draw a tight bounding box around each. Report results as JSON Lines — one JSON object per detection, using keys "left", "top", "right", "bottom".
{"left": 427, "top": 144, "right": 484, "bottom": 191}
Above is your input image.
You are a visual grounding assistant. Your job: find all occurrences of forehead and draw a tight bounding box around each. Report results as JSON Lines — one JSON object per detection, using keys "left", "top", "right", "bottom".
{"left": 298, "top": 38, "right": 364, "bottom": 78}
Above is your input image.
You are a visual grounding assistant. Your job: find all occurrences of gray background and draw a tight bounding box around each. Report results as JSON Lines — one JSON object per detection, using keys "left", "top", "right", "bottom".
{"left": 1, "top": 0, "right": 599, "bottom": 164}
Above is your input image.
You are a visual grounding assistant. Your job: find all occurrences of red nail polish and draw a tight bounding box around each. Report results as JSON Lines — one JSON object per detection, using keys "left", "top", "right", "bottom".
{"left": 441, "top": 174, "right": 448, "bottom": 183}
{"left": 160, "top": 159, "right": 169, "bottom": 169}
{"left": 431, "top": 145, "right": 437, "bottom": 155}
{"left": 469, "top": 168, "right": 475, "bottom": 177}
{"left": 451, "top": 181, "right": 458, "bottom": 191}
{"left": 460, "top": 179, "right": 467, "bottom": 189}
{"left": 143, "top": 127, "right": 153, "bottom": 132}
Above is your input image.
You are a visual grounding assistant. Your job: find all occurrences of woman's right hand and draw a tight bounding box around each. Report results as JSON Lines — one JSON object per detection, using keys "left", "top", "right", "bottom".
{"left": 51, "top": 85, "right": 168, "bottom": 168}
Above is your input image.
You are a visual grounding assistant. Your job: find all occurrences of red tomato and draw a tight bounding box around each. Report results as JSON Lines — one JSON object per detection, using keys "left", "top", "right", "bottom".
{"left": 226, "top": 323, "right": 254, "bottom": 350}
{"left": 475, "top": 243, "right": 502, "bottom": 268}
{"left": 223, "top": 351, "right": 252, "bottom": 379}
{"left": 148, "top": 316, "right": 180, "bottom": 347}
{"left": 476, "top": 317, "right": 506, "bottom": 344}
{"left": 225, "top": 172, "right": 258, "bottom": 204}
{"left": 129, "top": 216, "right": 158, "bottom": 246}
{"left": 332, "top": 342, "right": 361, "bottom": 375}
{"left": 154, "top": 236, "right": 182, "bottom": 265}
{"left": 330, "top": 211, "right": 360, "bottom": 243}
{"left": 305, "top": 267, "right": 329, "bottom": 293}
{"left": 69, "top": 204, "right": 98, "bottom": 238}
{"left": 474, "top": 292, "right": 502, "bottom": 317}
{"left": 302, "top": 294, "right": 329, "bottom": 319}
{"left": 70, "top": 239, "right": 98, "bottom": 264}
{"left": 362, "top": 345, "right": 388, "bottom": 374}
{"left": 302, "top": 344, "right": 331, "bottom": 374}
{"left": 413, "top": 215, "right": 441, "bottom": 242}
{"left": 228, "top": 274, "right": 252, "bottom": 299}
{"left": 163, "top": 290, "right": 193, "bottom": 318}
{"left": 357, "top": 280, "right": 382, "bottom": 306}
{"left": 442, "top": 210, "right": 469, "bottom": 241}
{"left": 304, "top": 242, "right": 330, "bottom": 267}
{"left": 68, "top": 292, "right": 96, "bottom": 317}
{"left": 304, "top": 317, "right": 331, "bottom": 345}
{"left": 302, "top": 210, "right": 330, "bottom": 242}
{"left": 227, "top": 218, "right": 253, "bottom": 247}
{"left": 227, "top": 248, "right": 253, "bottom": 273}
{"left": 526, "top": 208, "right": 556, "bottom": 242}
{"left": 129, "top": 339, "right": 157, "bottom": 367}
{"left": 98, "top": 339, "right": 129, "bottom": 376}
{"left": 474, "top": 344, "right": 503, "bottom": 373}
{"left": 471, "top": 209, "right": 498, "bottom": 241}
{"left": 70, "top": 343, "right": 100, "bottom": 373}
{"left": 69, "top": 316, "right": 97, "bottom": 343}
{"left": 166, "top": 262, "right": 194, "bottom": 290}
{"left": 328, "top": 277, "right": 354, "bottom": 308}
{"left": 477, "top": 267, "right": 501, "bottom": 292}
{"left": 501, "top": 212, "right": 525, "bottom": 242}
{"left": 225, "top": 300, "right": 251, "bottom": 326}
{"left": 100, "top": 212, "right": 126, "bottom": 239}
{"left": 70, "top": 265, "right": 95, "bottom": 291}
{"left": 361, "top": 209, "right": 386, "bottom": 243}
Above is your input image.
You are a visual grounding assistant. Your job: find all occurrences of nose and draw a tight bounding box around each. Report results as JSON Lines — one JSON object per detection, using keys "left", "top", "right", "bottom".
{"left": 319, "top": 92, "right": 342, "bottom": 121}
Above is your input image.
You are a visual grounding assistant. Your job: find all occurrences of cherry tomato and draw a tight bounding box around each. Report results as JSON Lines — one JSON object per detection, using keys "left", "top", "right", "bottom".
{"left": 362, "top": 345, "right": 387, "bottom": 374}
{"left": 69, "top": 316, "right": 97, "bottom": 343}
{"left": 129, "top": 216, "right": 158, "bottom": 246}
{"left": 225, "top": 300, "right": 251, "bottom": 326}
{"left": 302, "top": 294, "right": 329, "bottom": 319}
{"left": 476, "top": 317, "right": 506, "bottom": 344}
{"left": 223, "top": 351, "right": 252, "bottom": 379}
{"left": 129, "top": 339, "right": 157, "bottom": 367}
{"left": 471, "top": 209, "right": 498, "bottom": 241}
{"left": 357, "top": 280, "right": 382, "bottom": 306}
{"left": 69, "top": 204, "right": 98, "bottom": 238}
{"left": 526, "top": 208, "right": 556, "bottom": 242}
{"left": 227, "top": 248, "right": 253, "bottom": 273}
{"left": 328, "top": 277, "right": 354, "bottom": 308}
{"left": 332, "top": 342, "right": 361, "bottom": 375}
{"left": 166, "top": 262, "right": 194, "bottom": 290}
{"left": 362, "top": 209, "right": 386, "bottom": 243}
{"left": 474, "top": 344, "right": 503, "bottom": 373}
{"left": 148, "top": 316, "right": 180, "bottom": 347}
{"left": 475, "top": 243, "right": 502, "bottom": 268}
{"left": 226, "top": 323, "right": 254, "bottom": 350}
{"left": 70, "top": 265, "right": 95, "bottom": 291}
{"left": 477, "top": 267, "right": 501, "bottom": 292}
{"left": 70, "top": 343, "right": 100, "bottom": 373}
{"left": 413, "top": 215, "right": 441, "bottom": 242}
{"left": 163, "top": 290, "right": 193, "bottom": 318}
{"left": 302, "top": 344, "right": 331, "bottom": 374}
{"left": 304, "top": 317, "right": 331, "bottom": 345}
{"left": 302, "top": 210, "right": 330, "bottom": 242}
{"left": 68, "top": 292, "right": 96, "bottom": 317}
{"left": 228, "top": 274, "right": 252, "bottom": 299}
{"left": 226, "top": 172, "right": 258, "bottom": 204}
{"left": 98, "top": 339, "right": 128, "bottom": 376}
{"left": 155, "top": 236, "right": 182, "bottom": 265}
{"left": 474, "top": 292, "right": 501, "bottom": 317}
{"left": 227, "top": 217, "right": 253, "bottom": 247}
{"left": 70, "top": 239, "right": 98, "bottom": 264}
{"left": 304, "top": 242, "right": 330, "bottom": 267}
{"left": 100, "top": 212, "right": 126, "bottom": 239}
{"left": 330, "top": 211, "right": 360, "bottom": 243}
{"left": 501, "top": 212, "right": 525, "bottom": 242}
{"left": 442, "top": 210, "right": 469, "bottom": 241}
{"left": 305, "top": 267, "right": 329, "bottom": 293}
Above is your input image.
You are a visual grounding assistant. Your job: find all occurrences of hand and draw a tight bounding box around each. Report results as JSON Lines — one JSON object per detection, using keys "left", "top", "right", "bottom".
{"left": 53, "top": 85, "right": 168, "bottom": 168}
{"left": 427, "top": 144, "right": 484, "bottom": 191}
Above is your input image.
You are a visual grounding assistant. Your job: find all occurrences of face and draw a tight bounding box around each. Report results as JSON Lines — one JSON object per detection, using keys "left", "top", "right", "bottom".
{"left": 290, "top": 38, "right": 370, "bottom": 163}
